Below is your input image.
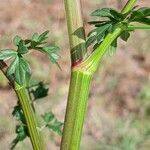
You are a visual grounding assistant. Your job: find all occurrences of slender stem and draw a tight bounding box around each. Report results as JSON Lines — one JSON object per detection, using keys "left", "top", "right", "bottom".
{"left": 64, "top": 0, "right": 86, "bottom": 65}
{"left": 0, "top": 60, "right": 44, "bottom": 150}
{"left": 61, "top": 71, "right": 92, "bottom": 150}
{"left": 121, "top": 0, "right": 137, "bottom": 14}
{"left": 15, "top": 85, "right": 45, "bottom": 150}
{"left": 127, "top": 24, "right": 150, "bottom": 30}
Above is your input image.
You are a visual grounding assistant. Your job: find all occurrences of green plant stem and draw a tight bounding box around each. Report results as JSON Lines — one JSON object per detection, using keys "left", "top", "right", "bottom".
{"left": 61, "top": 0, "right": 137, "bottom": 150}
{"left": 127, "top": 24, "right": 150, "bottom": 30}
{"left": 15, "top": 85, "right": 44, "bottom": 150}
{"left": 61, "top": 71, "right": 92, "bottom": 150}
{"left": 78, "top": 26, "right": 124, "bottom": 74}
{"left": 64, "top": 0, "right": 86, "bottom": 64}
{"left": 77, "top": 0, "right": 138, "bottom": 74}
{"left": 121, "top": 0, "right": 137, "bottom": 14}
{"left": 0, "top": 60, "right": 44, "bottom": 150}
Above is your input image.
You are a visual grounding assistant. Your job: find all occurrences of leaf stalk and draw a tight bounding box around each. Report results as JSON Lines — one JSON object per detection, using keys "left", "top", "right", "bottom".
{"left": 127, "top": 24, "right": 150, "bottom": 30}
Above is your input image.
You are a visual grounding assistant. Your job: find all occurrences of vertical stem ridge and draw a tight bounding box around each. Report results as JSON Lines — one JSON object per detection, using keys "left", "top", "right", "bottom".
{"left": 15, "top": 85, "right": 44, "bottom": 150}
{"left": 61, "top": 71, "right": 92, "bottom": 150}
{"left": 61, "top": 1, "right": 138, "bottom": 150}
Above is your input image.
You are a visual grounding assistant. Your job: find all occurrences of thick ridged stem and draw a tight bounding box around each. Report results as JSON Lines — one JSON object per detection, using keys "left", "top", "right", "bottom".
{"left": 15, "top": 85, "right": 45, "bottom": 150}
{"left": 61, "top": 0, "right": 137, "bottom": 150}
{"left": 61, "top": 71, "right": 92, "bottom": 150}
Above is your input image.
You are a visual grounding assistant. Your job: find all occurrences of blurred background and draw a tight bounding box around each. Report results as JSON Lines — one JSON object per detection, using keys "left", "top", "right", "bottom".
{"left": 0, "top": 0, "right": 150, "bottom": 149}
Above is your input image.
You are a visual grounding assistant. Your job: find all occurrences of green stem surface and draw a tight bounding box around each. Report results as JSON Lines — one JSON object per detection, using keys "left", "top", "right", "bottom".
{"left": 61, "top": 0, "right": 137, "bottom": 150}
{"left": 15, "top": 85, "right": 44, "bottom": 150}
{"left": 15, "top": 84, "right": 45, "bottom": 150}
{"left": 121, "top": 0, "right": 137, "bottom": 14}
{"left": 64, "top": 0, "right": 86, "bottom": 64}
{"left": 78, "top": 26, "right": 124, "bottom": 74}
{"left": 128, "top": 24, "right": 150, "bottom": 30}
{"left": 61, "top": 71, "right": 92, "bottom": 150}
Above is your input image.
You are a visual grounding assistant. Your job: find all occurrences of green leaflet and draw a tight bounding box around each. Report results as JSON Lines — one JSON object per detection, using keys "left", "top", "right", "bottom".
{"left": 31, "top": 30, "right": 49, "bottom": 46}
{"left": 13, "top": 35, "right": 22, "bottom": 46}
{"left": 42, "top": 46, "right": 60, "bottom": 63}
{"left": 47, "top": 121, "right": 63, "bottom": 135}
{"left": 120, "top": 31, "right": 130, "bottom": 42}
{"left": 91, "top": 8, "right": 123, "bottom": 21}
{"left": 85, "top": 35, "right": 97, "bottom": 48}
{"left": 38, "top": 30, "right": 49, "bottom": 42}
{"left": 86, "top": 23, "right": 113, "bottom": 48}
{"left": 138, "top": 7, "right": 150, "bottom": 16}
{"left": 129, "top": 7, "right": 150, "bottom": 21}
{"left": 42, "top": 112, "right": 55, "bottom": 123}
{"left": 1, "top": 30, "right": 60, "bottom": 85}
{"left": 32, "top": 33, "right": 39, "bottom": 42}
{"left": 7, "top": 56, "right": 31, "bottom": 85}
{"left": 133, "top": 17, "right": 150, "bottom": 25}
{"left": 17, "top": 40, "right": 29, "bottom": 55}
{"left": 12, "top": 104, "right": 26, "bottom": 123}
{"left": 15, "top": 57, "right": 31, "bottom": 85}
{"left": 42, "top": 111, "right": 63, "bottom": 135}
{"left": 30, "top": 82, "right": 49, "bottom": 100}
{"left": 11, "top": 124, "right": 28, "bottom": 150}
{"left": 87, "top": 5, "right": 150, "bottom": 56}
{"left": 96, "top": 23, "right": 112, "bottom": 43}
{"left": 7, "top": 56, "right": 19, "bottom": 76}
{"left": 0, "top": 49, "right": 17, "bottom": 61}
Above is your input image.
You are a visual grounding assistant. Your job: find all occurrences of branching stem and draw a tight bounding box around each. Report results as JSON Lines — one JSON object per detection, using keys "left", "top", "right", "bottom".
{"left": 61, "top": 0, "right": 137, "bottom": 150}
